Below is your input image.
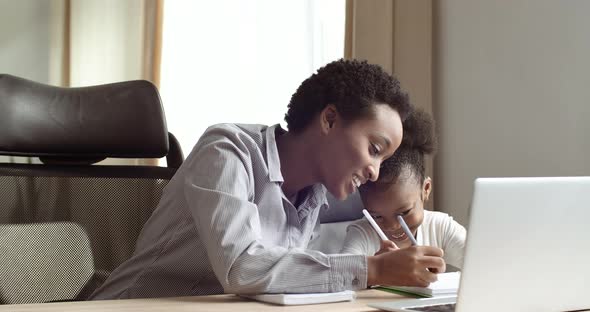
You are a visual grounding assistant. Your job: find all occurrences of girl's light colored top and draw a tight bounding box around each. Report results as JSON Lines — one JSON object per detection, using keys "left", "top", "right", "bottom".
{"left": 340, "top": 210, "right": 466, "bottom": 269}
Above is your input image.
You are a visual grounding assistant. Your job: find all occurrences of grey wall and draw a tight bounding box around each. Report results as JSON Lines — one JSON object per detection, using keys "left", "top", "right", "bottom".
{"left": 434, "top": 1, "right": 590, "bottom": 226}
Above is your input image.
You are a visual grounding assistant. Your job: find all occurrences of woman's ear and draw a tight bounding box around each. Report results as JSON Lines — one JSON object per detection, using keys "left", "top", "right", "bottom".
{"left": 423, "top": 177, "right": 432, "bottom": 201}
{"left": 320, "top": 104, "right": 338, "bottom": 133}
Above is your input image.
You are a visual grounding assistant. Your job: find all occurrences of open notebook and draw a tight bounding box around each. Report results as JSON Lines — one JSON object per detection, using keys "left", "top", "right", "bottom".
{"left": 374, "top": 272, "right": 460, "bottom": 298}
{"left": 241, "top": 290, "right": 356, "bottom": 305}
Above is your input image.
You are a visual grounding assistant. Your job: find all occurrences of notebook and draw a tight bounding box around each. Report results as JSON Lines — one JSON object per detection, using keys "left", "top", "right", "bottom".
{"left": 369, "top": 177, "right": 590, "bottom": 312}
{"left": 374, "top": 272, "right": 460, "bottom": 298}
{"left": 241, "top": 290, "right": 356, "bottom": 305}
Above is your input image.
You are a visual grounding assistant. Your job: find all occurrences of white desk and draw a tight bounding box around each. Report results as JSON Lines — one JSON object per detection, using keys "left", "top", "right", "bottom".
{"left": 0, "top": 290, "right": 408, "bottom": 312}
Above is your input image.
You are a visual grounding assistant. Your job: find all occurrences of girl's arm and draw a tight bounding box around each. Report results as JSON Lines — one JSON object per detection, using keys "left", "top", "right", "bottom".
{"left": 340, "top": 220, "right": 380, "bottom": 255}
{"left": 440, "top": 214, "right": 467, "bottom": 269}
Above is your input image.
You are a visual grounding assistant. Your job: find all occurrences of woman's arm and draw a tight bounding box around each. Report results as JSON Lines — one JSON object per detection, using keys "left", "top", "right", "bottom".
{"left": 184, "top": 130, "right": 367, "bottom": 294}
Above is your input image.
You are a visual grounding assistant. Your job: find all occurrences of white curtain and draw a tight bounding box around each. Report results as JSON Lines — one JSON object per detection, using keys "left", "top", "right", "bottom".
{"left": 159, "top": 0, "right": 345, "bottom": 155}
{"left": 0, "top": 0, "right": 56, "bottom": 164}
{"left": 68, "top": 0, "right": 159, "bottom": 166}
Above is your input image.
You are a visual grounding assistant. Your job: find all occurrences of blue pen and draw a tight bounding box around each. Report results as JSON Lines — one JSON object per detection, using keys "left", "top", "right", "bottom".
{"left": 397, "top": 215, "right": 418, "bottom": 246}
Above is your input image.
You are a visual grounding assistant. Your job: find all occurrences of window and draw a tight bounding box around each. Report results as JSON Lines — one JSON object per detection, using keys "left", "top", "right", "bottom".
{"left": 160, "top": 0, "right": 345, "bottom": 154}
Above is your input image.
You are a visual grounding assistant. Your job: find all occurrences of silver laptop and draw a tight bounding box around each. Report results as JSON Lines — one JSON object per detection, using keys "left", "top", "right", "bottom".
{"left": 369, "top": 177, "right": 590, "bottom": 312}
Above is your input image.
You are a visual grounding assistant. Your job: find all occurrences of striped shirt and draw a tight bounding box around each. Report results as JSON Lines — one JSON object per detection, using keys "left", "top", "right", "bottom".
{"left": 90, "top": 123, "right": 367, "bottom": 299}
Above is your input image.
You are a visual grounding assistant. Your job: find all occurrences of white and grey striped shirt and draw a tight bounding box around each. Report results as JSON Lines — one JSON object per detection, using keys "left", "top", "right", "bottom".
{"left": 90, "top": 123, "right": 367, "bottom": 299}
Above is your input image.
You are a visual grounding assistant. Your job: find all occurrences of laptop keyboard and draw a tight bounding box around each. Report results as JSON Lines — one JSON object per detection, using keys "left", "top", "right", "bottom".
{"left": 411, "top": 303, "right": 456, "bottom": 312}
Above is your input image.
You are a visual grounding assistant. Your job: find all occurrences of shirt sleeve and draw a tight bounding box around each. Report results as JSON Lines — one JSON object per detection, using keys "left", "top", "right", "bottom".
{"left": 439, "top": 214, "right": 467, "bottom": 269}
{"left": 183, "top": 129, "right": 367, "bottom": 294}
{"left": 340, "top": 220, "right": 380, "bottom": 256}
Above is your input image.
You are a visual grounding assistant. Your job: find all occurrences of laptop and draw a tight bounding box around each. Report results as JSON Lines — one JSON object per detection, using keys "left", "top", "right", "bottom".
{"left": 369, "top": 177, "right": 590, "bottom": 312}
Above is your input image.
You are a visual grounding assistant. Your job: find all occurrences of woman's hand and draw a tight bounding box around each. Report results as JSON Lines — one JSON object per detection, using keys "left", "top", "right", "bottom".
{"left": 367, "top": 246, "right": 446, "bottom": 287}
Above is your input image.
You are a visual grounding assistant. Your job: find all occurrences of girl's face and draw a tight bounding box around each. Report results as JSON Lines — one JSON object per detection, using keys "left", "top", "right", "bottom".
{"left": 361, "top": 173, "right": 432, "bottom": 248}
{"left": 319, "top": 104, "right": 403, "bottom": 200}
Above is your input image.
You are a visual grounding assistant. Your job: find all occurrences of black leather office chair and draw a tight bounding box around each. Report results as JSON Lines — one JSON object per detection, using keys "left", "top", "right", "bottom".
{"left": 0, "top": 74, "right": 183, "bottom": 304}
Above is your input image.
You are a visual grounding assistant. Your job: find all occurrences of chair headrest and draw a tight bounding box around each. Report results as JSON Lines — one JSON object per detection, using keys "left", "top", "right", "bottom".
{"left": 0, "top": 74, "right": 169, "bottom": 163}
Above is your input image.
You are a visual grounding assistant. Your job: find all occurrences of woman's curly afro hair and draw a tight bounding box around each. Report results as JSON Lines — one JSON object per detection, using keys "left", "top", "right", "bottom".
{"left": 284, "top": 59, "right": 412, "bottom": 133}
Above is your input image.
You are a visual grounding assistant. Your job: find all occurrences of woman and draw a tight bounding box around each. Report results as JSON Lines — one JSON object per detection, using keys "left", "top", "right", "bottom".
{"left": 90, "top": 59, "right": 445, "bottom": 299}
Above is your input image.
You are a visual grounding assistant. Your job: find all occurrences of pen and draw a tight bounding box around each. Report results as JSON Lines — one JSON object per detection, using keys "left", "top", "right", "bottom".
{"left": 398, "top": 215, "right": 438, "bottom": 273}
{"left": 362, "top": 209, "right": 399, "bottom": 249}
{"left": 397, "top": 215, "right": 418, "bottom": 246}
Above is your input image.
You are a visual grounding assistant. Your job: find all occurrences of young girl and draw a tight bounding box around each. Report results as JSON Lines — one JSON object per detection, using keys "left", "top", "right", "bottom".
{"left": 341, "top": 109, "right": 466, "bottom": 271}
{"left": 90, "top": 59, "right": 445, "bottom": 299}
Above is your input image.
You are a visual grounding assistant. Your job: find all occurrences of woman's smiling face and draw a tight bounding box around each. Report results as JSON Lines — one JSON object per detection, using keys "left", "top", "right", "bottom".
{"left": 319, "top": 104, "right": 403, "bottom": 200}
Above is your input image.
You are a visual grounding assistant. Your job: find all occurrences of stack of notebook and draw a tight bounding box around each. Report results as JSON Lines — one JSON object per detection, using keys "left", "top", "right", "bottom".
{"left": 241, "top": 290, "right": 356, "bottom": 305}
{"left": 374, "top": 272, "right": 460, "bottom": 298}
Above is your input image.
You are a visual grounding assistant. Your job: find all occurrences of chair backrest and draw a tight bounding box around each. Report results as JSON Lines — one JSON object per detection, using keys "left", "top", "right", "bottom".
{"left": 0, "top": 74, "right": 183, "bottom": 304}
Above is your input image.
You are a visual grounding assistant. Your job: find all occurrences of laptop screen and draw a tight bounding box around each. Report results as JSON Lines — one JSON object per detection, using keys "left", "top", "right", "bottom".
{"left": 369, "top": 177, "right": 590, "bottom": 312}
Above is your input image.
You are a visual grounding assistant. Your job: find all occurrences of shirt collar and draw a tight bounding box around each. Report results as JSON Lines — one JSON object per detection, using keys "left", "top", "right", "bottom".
{"left": 296, "top": 184, "right": 329, "bottom": 219}
{"left": 265, "top": 124, "right": 284, "bottom": 183}
{"left": 265, "top": 124, "right": 328, "bottom": 209}
{"left": 311, "top": 184, "right": 329, "bottom": 208}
